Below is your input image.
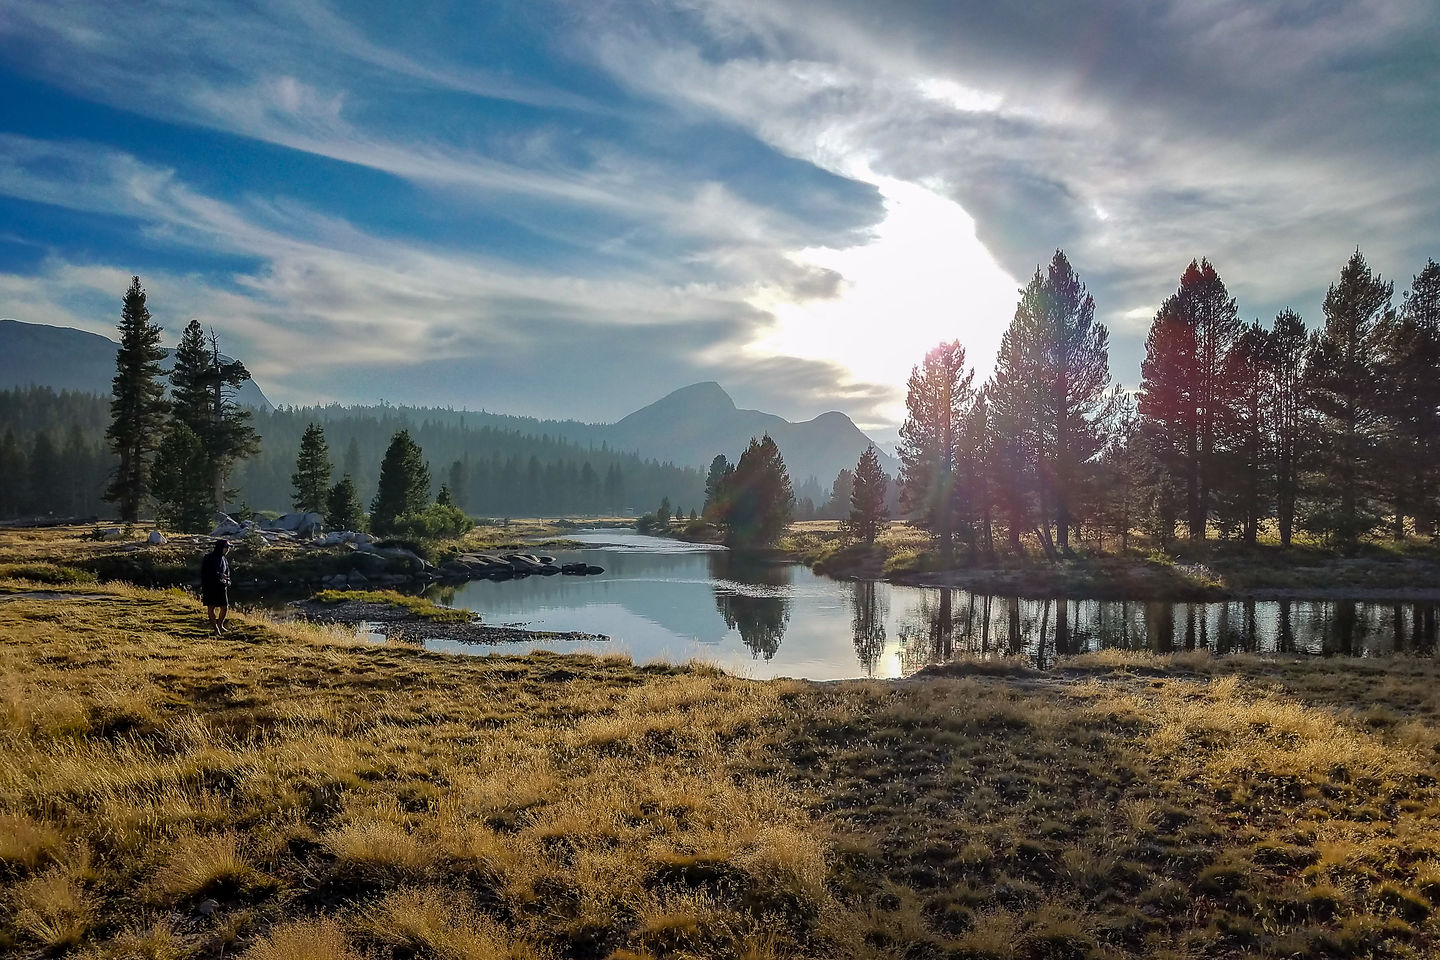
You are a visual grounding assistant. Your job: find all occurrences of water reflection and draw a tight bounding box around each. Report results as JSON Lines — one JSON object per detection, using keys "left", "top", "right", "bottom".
{"left": 892, "top": 594, "right": 1440, "bottom": 672}
{"left": 711, "top": 553, "right": 790, "bottom": 660}
{"left": 410, "top": 533, "right": 1440, "bottom": 680}
{"left": 850, "top": 580, "right": 889, "bottom": 676}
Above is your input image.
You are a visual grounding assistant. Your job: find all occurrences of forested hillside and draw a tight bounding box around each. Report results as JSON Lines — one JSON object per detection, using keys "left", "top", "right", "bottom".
{"left": 0, "top": 390, "right": 705, "bottom": 520}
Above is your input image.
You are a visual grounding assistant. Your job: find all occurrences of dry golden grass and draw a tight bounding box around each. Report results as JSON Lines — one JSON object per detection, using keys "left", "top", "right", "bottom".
{"left": 3, "top": 575, "right": 1440, "bottom": 957}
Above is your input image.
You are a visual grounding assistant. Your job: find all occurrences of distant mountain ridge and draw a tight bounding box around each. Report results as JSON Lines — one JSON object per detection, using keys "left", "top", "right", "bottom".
{"left": 603, "top": 381, "right": 897, "bottom": 487}
{"left": 0, "top": 318, "right": 273, "bottom": 410}
{"left": 0, "top": 319, "right": 892, "bottom": 493}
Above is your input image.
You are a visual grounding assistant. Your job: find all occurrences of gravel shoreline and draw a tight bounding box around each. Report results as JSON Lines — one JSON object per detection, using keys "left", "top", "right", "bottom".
{"left": 288, "top": 598, "right": 608, "bottom": 644}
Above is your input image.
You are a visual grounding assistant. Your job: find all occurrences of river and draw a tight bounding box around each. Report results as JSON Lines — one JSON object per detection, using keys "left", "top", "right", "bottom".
{"left": 398, "top": 531, "right": 1440, "bottom": 680}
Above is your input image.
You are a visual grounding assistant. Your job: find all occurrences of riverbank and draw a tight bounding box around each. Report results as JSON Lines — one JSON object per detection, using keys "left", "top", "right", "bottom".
{"left": 4, "top": 577, "right": 1438, "bottom": 958}
{"left": 0, "top": 520, "right": 590, "bottom": 592}
{"left": 780, "top": 522, "right": 1440, "bottom": 601}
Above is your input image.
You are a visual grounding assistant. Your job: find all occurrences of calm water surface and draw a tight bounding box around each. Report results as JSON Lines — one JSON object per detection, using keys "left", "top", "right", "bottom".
{"left": 409, "top": 532, "right": 1440, "bottom": 680}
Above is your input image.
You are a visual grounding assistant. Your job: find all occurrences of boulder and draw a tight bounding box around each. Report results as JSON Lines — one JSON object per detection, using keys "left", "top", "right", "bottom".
{"left": 99, "top": 527, "right": 124, "bottom": 541}
{"left": 261, "top": 512, "right": 324, "bottom": 538}
{"left": 348, "top": 571, "right": 369, "bottom": 587}
{"left": 210, "top": 513, "right": 247, "bottom": 537}
{"left": 147, "top": 530, "right": 167, "bottom": 545}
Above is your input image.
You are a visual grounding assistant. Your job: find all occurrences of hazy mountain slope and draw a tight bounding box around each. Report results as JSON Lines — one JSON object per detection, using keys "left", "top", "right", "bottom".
{"left": 605, "top": 381, "right": 897, "bottom": 485}
{"left": 0, "top": 318, "right": 273, "bottom": 410}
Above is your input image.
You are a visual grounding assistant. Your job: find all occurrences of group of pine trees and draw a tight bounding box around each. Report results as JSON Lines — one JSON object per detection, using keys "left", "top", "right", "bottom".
{"left": 287, "top": 423, "right": 469, "bottom": 537}
{"left": 898, "top": 249, "right": 1440, "bottom": 555}
{"left": 701, "top": 436, "right": 797, "bottom": 547}
{"left": 104, "top": 277, "right": 260, "bottom": 528}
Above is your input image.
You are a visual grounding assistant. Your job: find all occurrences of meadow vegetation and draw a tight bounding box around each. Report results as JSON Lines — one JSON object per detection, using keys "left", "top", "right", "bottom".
{"left": 3, "top": 574, "right": 1440, "bottom": 958}
{"left": 783, "top": 520, "right": 1440, "bottom": 599}
{"left": 0, "top": 522, "right": 590, "bottom": 591}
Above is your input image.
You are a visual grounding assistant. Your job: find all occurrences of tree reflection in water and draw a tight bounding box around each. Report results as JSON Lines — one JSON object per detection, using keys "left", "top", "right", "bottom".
{"left": 710, "top": 552, "right": 790, "bottom": 660}
{"left": 849, "top": 580, "right": 889, "bottom": 675}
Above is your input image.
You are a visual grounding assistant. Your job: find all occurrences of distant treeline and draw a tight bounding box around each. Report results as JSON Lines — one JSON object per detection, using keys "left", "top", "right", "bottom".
{"left": 0, "top": 388, "right": 706, "bottom": 520}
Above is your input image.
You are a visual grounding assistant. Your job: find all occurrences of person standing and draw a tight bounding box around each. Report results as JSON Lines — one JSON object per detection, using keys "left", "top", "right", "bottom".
{"left": 201, "top": 539, "right": 232, "bottom": 634}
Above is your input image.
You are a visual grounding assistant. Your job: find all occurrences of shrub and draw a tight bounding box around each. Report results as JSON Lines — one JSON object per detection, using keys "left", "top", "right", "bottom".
{"left": 387, "top": 504, "right": 472, "bottom": 541}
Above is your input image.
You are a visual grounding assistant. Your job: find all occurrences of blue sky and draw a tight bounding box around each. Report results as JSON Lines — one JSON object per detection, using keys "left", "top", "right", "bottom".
{"left": 1, "top": 0, "right": 1436, "bottom": 437}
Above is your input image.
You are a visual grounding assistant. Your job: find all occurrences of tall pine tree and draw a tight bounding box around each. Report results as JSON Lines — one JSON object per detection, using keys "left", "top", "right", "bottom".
{"left": 1270, "top": 309, "right": 1309, "bottom": 545}
{"left": 104, "top": 277, "right": 169, "bottom": 523}
{"left": 151, "top": 421, "right": 214, "bottom": 532}
{"left": 370, "top": 430, "right": 431, "bottom": 534}
{"left": 1376, "top": 259, "right": 1440, "bottom": 538}
{"left": 898, "top": 341, "right": 974, "bottom": 560}
{"left": 1303, "top": 250, "right": 1391, "bottom": 548}
{"left": 291, "top": 423, "right": 332, "bottom": 514}
{"left": 715, "top": 435, "right": 794, "bottom": 548}
{"left": 1138, "top": 260, "right": 1241, "bottom": 540}
{"left": 993, "top": 251, "right": 1117, "bottom": 553}
{"left": 848, "top": 446, "right": 889, "bottom": 545}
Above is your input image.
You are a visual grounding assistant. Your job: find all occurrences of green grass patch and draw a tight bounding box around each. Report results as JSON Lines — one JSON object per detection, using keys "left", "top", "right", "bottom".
{"left": 0, "top": 562, "right": 98, "bottom": 585}
{"left": 310, "top": 588, "right": 472, "bottom": 622}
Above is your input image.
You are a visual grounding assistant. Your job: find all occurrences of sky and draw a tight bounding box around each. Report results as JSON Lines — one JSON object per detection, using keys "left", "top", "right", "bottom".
{"left": 0, "top": 0, "right": 1436, "bottom": 439}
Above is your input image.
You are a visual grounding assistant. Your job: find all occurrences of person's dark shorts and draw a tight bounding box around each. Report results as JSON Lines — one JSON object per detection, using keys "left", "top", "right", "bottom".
{"left": 202, "top": 586, "right": 228, "bottom": 608}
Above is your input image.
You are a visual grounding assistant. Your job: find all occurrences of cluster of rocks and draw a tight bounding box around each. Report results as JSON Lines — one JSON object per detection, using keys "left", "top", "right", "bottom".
{"left": 210, "top": 511, "right": 325, "bottom": 543}
{"left": 437, "top": 553, "right": 605, "bottom": 581}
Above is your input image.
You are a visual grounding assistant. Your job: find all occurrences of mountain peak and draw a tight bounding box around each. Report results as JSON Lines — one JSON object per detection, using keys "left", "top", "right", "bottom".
{"left": 658, "top": 381, "right": 735, "bottom": 411}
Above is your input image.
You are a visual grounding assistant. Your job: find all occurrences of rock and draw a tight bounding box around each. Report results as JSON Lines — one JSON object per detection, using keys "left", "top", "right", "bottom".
{"left": 99, "top": 527, "right": 124, "bottom": 541}
{"left": 348, "top": 571, "right": 369, "bottom": 586}
{"left": 261, "top": 512, "right": 324, "bottom": 538}
{"left": 122, "top": 543, "right": 140, "bottom": 551}
{"left": 147, "top": 530, "right": 167, "bottom": 545}
{"left": 585, "top": 565, "right": 605, "bottom": 575}
{"left": 210, "top": 513, "right": 247, "bottom": 537}
{"left": 196, "top": 898, "right": 220, "bottom": 917}
{"left": 440, "top": 561, "right": 472, "bottom": 578}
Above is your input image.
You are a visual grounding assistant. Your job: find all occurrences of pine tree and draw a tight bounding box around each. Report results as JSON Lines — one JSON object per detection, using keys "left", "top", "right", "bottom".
{"left": 1376, "top": 259, "right": 1440, "bottom": 538}
{"left": 166, "top": 320, "right": 261, "bottom": 510}
{"left": 702, "top": 455, "right": 729, "bottom": 517}
{"left": 0, "top": 429, "right": 28, "bottom": 517}
{"left": 826, "top": 468, "right": 854, "bottom": 520}
{"left": 447, "top": 459, "right": 469, "bottom": 511}
{"left": 1214, "top": 321, "right": 1272, "bottom": 543}
{"left": 370, "top": 430, "right": 431, "bottom": 534}
{"left": 327, "top": 475, "right": 367, "bottom": 532}
{"left": 436, "top": 483, "right": 455, "bottom": 507}
{"left": 1303, "top": 250, "right": 1392, "bottom": 548}
{"left": 151, "top": 422, "right": 214, "bottom": 532}
{"left": 1138, "top": 259, "right": 1241, "bottom": 540}
{"left": 104, "top": 277, "right": 169, "bottom": 522}
{"left": 25, "top": 433, "right": 62, "bottom": 517}
{"left": 849, "top": 446, "right": 889, "bottom": 545}
{"left": 715, "top": 435, "right": 794, "bottom": 547}
{"left": 898, "top": 341, "right": 974, "bottom": 560}
{"left": 204, "top": 331, "right": 261, "bottom": 508}
{"left": 1270, "top": 309, "right": 1308, "bottom": 545}
{"left": 994, "top": 251, "right": 1117, "bottom": 553}
{"left": 290, "top": 423, "right": 332, "bottom": 514}
{"left": 169, "top": 318, "right": 213, "bottom": 436}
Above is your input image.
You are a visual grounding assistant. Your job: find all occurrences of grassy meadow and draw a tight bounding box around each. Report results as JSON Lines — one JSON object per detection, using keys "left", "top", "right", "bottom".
{"left": 3, "top": 573, "right": 1440, "bottom": 958}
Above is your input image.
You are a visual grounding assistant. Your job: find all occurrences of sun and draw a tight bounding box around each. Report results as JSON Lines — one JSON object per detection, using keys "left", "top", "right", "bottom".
{"left": 745, "top": 175, "right": 1018, "bottom": 428}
